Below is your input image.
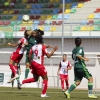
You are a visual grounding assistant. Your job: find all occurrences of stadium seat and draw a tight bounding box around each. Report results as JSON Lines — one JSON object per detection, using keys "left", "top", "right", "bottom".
{"left": 37, "top": 4, "right": 42, "bottom": 8}
{"left": 80, "top": 26, "right": 87, "bottom": 31}
{"left": 52, "top": 21, "right": 57, "bottom": 25}
{"left": 87, "top": 20, "right": 94, "bottom": 25}
{"left": 44, "top": 0, "right": 49, "bottom": 3}
{"left": 73, "top": 26, "right": 81, "bottom": 31}
{"left": 45, "top": 20, "right": 51, "bottom": 25}
{"left": 47, "top": 10, "right": 53, "bottom": 14}
{"left": 30, "top": 15, "right": 34, "bottom": 19}
{"left": 34, "top": 15, "right": 40, "bottom": 19}
{"left": 50, "top": 26, "right": 56, "bottom": 31}
{"left": 47, "top": 15, "right": 52, "bottom": 20}
{"left": 71, "top": 3, "right": 77, "bottom": 8}
{"left": 48, "top": 4, "right": 54, "bottom": 8}
{"left": 38, "top": 21, "right": 45, "bottom": 25}
{"left": 87, "top": 26, "right": 94, "bottom": 31}
{"left": 19, "top": 10, "right": 25, "bottom": 14}
{"left": 38, "top": 26, "right": 44, "bottom": 30}
{"left": 0, "top": 10, "right": 3, "bottom": 14}
{"left": 8, "top": 10, "right": 14, "bottom": 14}
{"left": 60, "top": 4, "right": 63, "bottom": 8}
{"left": 58, "top": 9, "right": 62, "bottom": 13}
{"left": 26, "top": 4, "right": 31, "bottom": 9}
{"left": 4, "top": 21, "right": 10, "bottom": 25}
{"left": 42, "top": 4, "right": 48, "bottom": 8}
{"left": 32, "top": 4, "right": 37, "bottom": 9}
{"left": 2, "top": 10, "right": 8, "bottom": 14}
{"left": 54, "top": 4, "right": 60, "bottom": 8}
{"left": 11, "top": 16, "right": 18, "bottom": 20}
{"left": 94, "top": 8, "right": 100, "bottom": 13}
{"left": 17, "top": 21, "right": 22, "bottom": 25}
{"left": 44, "top": 26, "right": 50, "bottom": 31}
{"left": 65, "top": 0, "right": 71, "bottom": 3}
{"left": 94, "top": 20, "right": 100, "bottom": 24}
{"left": 56, "top": 21, "right": 62, "bottom": 25}
{"left": 94, "top": 14, "right": 100, "bottom": 19}
{"left": 88, "top": 14, "right": 94, "bottom": 19}
{"left": 81, "top": 20, "right": 87, "bottom": 25}
{"left": 17, "top": 15, "right": 22, "bottom": 20}
{"left": 65, "top": 4, "right": 72, "bottom": 9}
{"left": 27, "top": 0, "right": 33, "bottom": 3}
{"left": 13, "top": 10, "right": 19, "bottom": 14}
{"left": 41, "top": 10, "right": 47, "bottom": 14}
{"left": 35, "top": 10, "right": 41, "bottom": 14}
{"left": 64, "top": 9, "right": 71, "bottom": 14}
{"left": 64, "top": 14, "right": 70, "bottom": 19}
{"left": 93, "top": 26, "right": 100, "bottom": 31}
{"left": 76, "top": 3, "right": 84, "bottom": 8}
{"left": 34, "top": 21, "right": 39, "bottom": 24}
{"left": 57, "top": 14, "right": 62, "bottom": 19}
{"left": 21, "top": 0, "right": 27, "bottom": 3}
{"left": 70, "top": 9, "right": 76, "bottom": 13}
{"left": 52, "top": 15, "right": 58, "bottom": 19}
{"left": 33, "top": 0, "right": 38, "bottom": 3}
{"left": 10, "top": 21, "right": 16, "bottom": 26}
{"left": 0, "top": 21, "right": 4, "bottom": 25}
{"left": 30, "top": 10, "right": 35, "bottom": 14}
{"left": 50, "top": 0, "right": 54, "bottom": 3}
{"left": 7, "top": 16, "right": 12, "bottom": 20}
{"left": 53, "top": 9, "right": 59, "bottom": 14}
{"left": 38, "top": 0, "right": 44, "bottom": 3}
{"left": 17, "top": 0, "right": 22, "bottom": 3}
{"left": 40, "top": 15, "right": 47, "bottom": 20}
{"left": 26, "top": 27, "right": 32, "bottom": 30}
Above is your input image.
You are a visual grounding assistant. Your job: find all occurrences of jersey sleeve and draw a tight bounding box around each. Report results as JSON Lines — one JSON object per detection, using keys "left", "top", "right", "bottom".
{"left": 17, "top": 38, "right": 22, "bottom": 45}
{"left": 42, "top": 45, "right": 48, "bottom": 55}
{"left": 76, "top": 47, "right": 83, "bottom": 56}
{"left": 68, "top": 61, "right": 72, "bottom": 67}
{"left": 59, "top": 61, "right": 61, "bottom": 68}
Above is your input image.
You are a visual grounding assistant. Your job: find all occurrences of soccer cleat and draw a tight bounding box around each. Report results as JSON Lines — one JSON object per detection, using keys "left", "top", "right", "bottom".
{"left": 41, "top": 94, "right": 50, "bottom": 98}
{"left": 88, "top": 94, "right": 97, "bottom": 99}
{"left": 17, "top": 82, "right": 22, "bottom": 90}
{"left": 64, "top": 91, "right": 70, "bottom": 98}
{"left": 7, "top": 79, "right": 14, "bottom": 83}
{"left": 62, "top": 89, "right": 65, "bottom": 92}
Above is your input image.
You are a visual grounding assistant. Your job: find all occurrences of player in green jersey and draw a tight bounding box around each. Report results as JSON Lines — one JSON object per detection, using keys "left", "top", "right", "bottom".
{"left": 24, "top": 29, "right": 52, "bottom": 79}
{"left": 11, "top": 63, "right": 21, "bottom": 89}
{"left": 64, "top": 37, "right": 97, "bottom": 99}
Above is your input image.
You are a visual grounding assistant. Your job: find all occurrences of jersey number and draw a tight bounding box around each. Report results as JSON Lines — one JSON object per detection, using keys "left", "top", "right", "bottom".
{"left": 34, "top": 50, "right": 38, "bottom": 57}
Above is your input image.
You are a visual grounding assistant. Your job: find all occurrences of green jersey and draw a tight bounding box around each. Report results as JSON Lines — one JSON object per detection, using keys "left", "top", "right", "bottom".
{"left": 72, "top": 46, "right": 85, "bottom": 68}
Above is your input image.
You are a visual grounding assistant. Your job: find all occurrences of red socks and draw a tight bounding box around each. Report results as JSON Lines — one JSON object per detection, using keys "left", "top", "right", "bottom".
{"left": 61, "top": 80, "right": 64, "bottom": 90}
{"left": 42, "top": 80, "right": 48, "bottom": 95}
{"left": 9, "top": 64, "right": 16, "bottom": 76}
{"left": 22, "top": 78, "right": 35, "bottom": 84}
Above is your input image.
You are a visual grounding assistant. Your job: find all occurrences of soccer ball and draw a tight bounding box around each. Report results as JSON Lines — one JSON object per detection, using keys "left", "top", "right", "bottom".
{"left": 22, "top": 15, "right": 30, "bottom": 22}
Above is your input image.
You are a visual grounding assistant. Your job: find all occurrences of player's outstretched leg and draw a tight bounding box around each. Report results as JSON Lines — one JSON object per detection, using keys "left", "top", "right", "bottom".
{"left": 25, "top": 63, "right": 30, "bottom": 79}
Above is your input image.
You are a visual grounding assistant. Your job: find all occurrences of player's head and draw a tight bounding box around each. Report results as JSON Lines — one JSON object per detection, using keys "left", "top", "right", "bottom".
{"left": 75, "top": 37, "right": 82, "bottom": 47}
{"left": 33, "top": 29, "right": 44, "bottom": 37}
{"left": 24, "top": 30, "right": 30, "bottom": 39}
{"left": 35, "top": 34, "right": 43, "bottom": 44}
{"left": 63, "top": 54, "right": 67, "bottom": 61}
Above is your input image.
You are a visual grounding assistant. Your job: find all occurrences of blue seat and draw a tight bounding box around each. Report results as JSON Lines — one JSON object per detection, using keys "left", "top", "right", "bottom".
{"left": 34, "top": 21, "right": 39, "bottom": 24}
{"left": 57, "top": 14, "right": 62, "bottom": 19}
{"left": 30, "top": 10, "right": 35, "bottom": 14}
{"left": 17, "top": 15, "right": 22, "bottom": 20}
{"left": 35, "top": 10, "right": 41, "bottom": 14}
{"left": 81, "top": 20, "right": 87, "bottom": 25}
{"left": 32, "top": 4, "right": 37, "bottom": 9}
{"left": 53, "top": 9, "right": 59, "bottom": 14}
{"left": 71, "top": 3, "right": 77, "bottom": 8}
{"left": 65, "top": 0, "right": 71, "bottom": 3}
{"left": 64, "top": 14, "right": 70, "bottom": 19}
{"left": 44, "top": 26, "right": 50, "bottom": 31}
{"left": 37, "top": 4, "right": 42, "bottom": 8}
{"left": 95, "top": 14, "right": 100, "bottom": 19}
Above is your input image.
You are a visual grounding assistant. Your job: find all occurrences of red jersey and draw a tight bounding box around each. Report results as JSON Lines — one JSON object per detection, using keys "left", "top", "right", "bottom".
{"left": 30, "top": 44, "right": 48, "bottom": 65}
{"left": 15, "top": 38, "right": 27, "bottom": 54}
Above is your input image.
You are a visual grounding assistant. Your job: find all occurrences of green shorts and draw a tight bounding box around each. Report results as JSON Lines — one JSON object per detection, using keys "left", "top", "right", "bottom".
{"left": 74, "top": 65, "right": 92, "bottom": 82}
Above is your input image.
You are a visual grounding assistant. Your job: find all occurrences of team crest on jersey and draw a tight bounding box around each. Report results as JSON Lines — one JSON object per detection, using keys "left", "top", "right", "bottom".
{"left": 79, "top": 49, "right": 82, "bottom": 53}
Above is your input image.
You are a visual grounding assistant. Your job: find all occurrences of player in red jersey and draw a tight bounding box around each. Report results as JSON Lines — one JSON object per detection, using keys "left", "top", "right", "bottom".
{"left": 57, "top": 54, "right": 72, "bottom": 92}
{"left": 7, "top": 31, "right": 29, "bottom": 83}
{"left": 19, "top": 34, "right": 58, "bottom": 97}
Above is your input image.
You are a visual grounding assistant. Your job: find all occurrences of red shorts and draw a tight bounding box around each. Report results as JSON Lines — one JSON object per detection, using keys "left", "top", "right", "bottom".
{"left": 10, "top": 52, "right": 23, "bottom": 63}
{"left": 60, "top": 74, "right": 68, "bottom": 80}
{"left": 31, "top": 61, "right": 47, "bottom": 76}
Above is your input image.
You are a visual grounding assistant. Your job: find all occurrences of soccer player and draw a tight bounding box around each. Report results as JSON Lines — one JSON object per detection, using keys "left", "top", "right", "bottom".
{"left": 7, "top": 31, "right": 29, "bottom": 83}
{"left": 64, "top": 37, "right": 97, "bottom": 99}
{"left": 11, "top": 63, "right": 21, "bottom": 89}
{"left": 25, "top": 29, "right": 52, "bottom": 79}
{"left": 57, "top": 54, "right": 72, "bottom": 92}
{"left": 19, "top": 34, "right": 58, "bottom": 97}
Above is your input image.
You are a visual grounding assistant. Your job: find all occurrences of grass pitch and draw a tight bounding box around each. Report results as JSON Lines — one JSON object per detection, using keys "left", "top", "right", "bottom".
{"left": 0, "top": 87, "right": 99, "bottom": 100}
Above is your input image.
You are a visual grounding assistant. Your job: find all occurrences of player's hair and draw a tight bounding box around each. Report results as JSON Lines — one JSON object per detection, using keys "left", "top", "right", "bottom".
{"left": 34, "top": 29, "right": 44, "bottom": 36}
{"left": 75, "top": 37, "right": 82, "bottom": 47}
{"left": 35, "top": 34, "right": 43, "bottom": 44}
{"left": 63, "top": 54, "right": 67, "bottom": 56}
{"left": 24, "top": 30, "right": 29, "bottom": 40}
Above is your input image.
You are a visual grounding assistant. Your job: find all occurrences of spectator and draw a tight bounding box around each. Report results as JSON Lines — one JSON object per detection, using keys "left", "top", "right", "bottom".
{"left": 9, "top": 0, "right": 15, "bottom": 10}
{"left": 4, "top": 0, "right": 9, "bottom": 10}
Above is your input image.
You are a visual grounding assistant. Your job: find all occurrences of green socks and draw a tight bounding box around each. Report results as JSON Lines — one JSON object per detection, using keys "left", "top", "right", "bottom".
{"left": 67, "top": 83, "right": 77, "bottom": 93}
{"left": 88, "top": 82, "right": 93, "bottom": 95}
{"left": 25, "top": 68, "right": 30, "bottom": 79}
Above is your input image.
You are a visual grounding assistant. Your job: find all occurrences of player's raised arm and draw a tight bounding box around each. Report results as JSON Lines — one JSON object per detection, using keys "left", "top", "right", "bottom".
{"left": 77, "top": 55, "right": 89, "bottom": 62}
{"left": 46, "top": 46, "right": 58, "bottom": 58}
{"left": 8, "top": 42, "right": 18, "bottom": 47}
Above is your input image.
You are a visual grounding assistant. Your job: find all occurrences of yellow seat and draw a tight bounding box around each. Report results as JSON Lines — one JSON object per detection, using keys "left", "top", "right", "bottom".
{"left": 22, "top": 0, "right": 27, "bottom": 3}
{"left": 26, "top": 4, "right": 31, "bottom": 9}
{"left": 55, "top": 0, "right": 60, "bottom": 2}
{"left": 8, "top": 0, "right": 11, "bottom": 3}
{"left": 50, "top": 0, "right": 54, "bottom": 3}
{"left": 60, "top": 4, "right": 63, "bottom": 8}
{"left": 8, "top": 10, "right": 14, "bottom": 14}
{"left": 38, "top": 26, "right": 44, "bottom": 31}
{"left": 80, "top": 26, "right": 87, "bottom": 31}
{"left": 50, "top": 26, "right": 56, "bottom": 31}
{"left": 87, "top": 26, "right": 94, "bottom": 31}
{"left": 88, "top": 14, "right": 94, "bottom": 19}
{"left": 39, "top": 15, "right": 47, "bottom": 20}
{"left": 11, "top": 16, "right": 17, "bottom": 20}
{"left": 47, "top": 15, "right": 52, "bottom": 20}
{"left": 76, "top": 3, "right": 84, "bottom": 8}
{"left": 2, "top": 10, "right": 8, "bottom": 14}
{"left": 64, "top": 9, "right": 71, "bottom": 14}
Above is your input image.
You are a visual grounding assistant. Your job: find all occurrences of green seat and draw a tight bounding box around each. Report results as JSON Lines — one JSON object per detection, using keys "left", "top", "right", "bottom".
{"left": 15, "top": 4, "right": 20, "bottom": 9}
{"left": 93, "top": 26, "right": 100, "bottom": 31}
{"left": 26, "top": 27, "right": 32, "bottom": 30}
{"left": 20, "top": 5, "right": 26, "bottom": 9}
{"left": 38, "top": 0, "right": 44, "bottom": 3}
{"left": 70, "top": 9, "right": 76, "bottom": 13}
{"left": 54, "top": 4, "right": 60, "bottom": 8}
{"left": 43, "top": 0, "right": 49, "bottom": 3}
{"left": 0, "top": 0, "right": 6, "bottom": 4}
{"left": 10, "top": 21, "right": 16, "bottom": 26}
{"left": 94, "top": 20, "right": 100, "bottom": 24}
{"left": 17, "top": 21, "right": 22, "bottom": 25}
{"left": 25, "top": 10, "right": 30, "bottom": 14}
{"left": 17, "top": 0, "right": 22, "bottom": 3}
{"left": 72, "top": 0, "right": 77, "bottom": 2}
{"left": 73, "top": 26, "right": 80, "bottom": 31}
{"left": 41, "top": 10, "right": 47, "bottom": 14}
{"left": 52, "top": 15, "right": 58, "bottom": 19}
{"left": 47, "top": 10, "right": 53, "bottom": 14}
{"left": 7, "top": 16, "right": 12, "bottom": 20}
{"left": 1, "top": 16, "right": 7, "bottom": 20}
{"left": 16, "top": 27, "right": 20, "bottom": 31}
{"left": 19, "top": 10, "right": 25, "bottom": 14}
{"left": 0, "top": 10, "right": 3, "bottom": 14}
{"left": 42, "top": 4, "right": 48, "bottom": 8}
